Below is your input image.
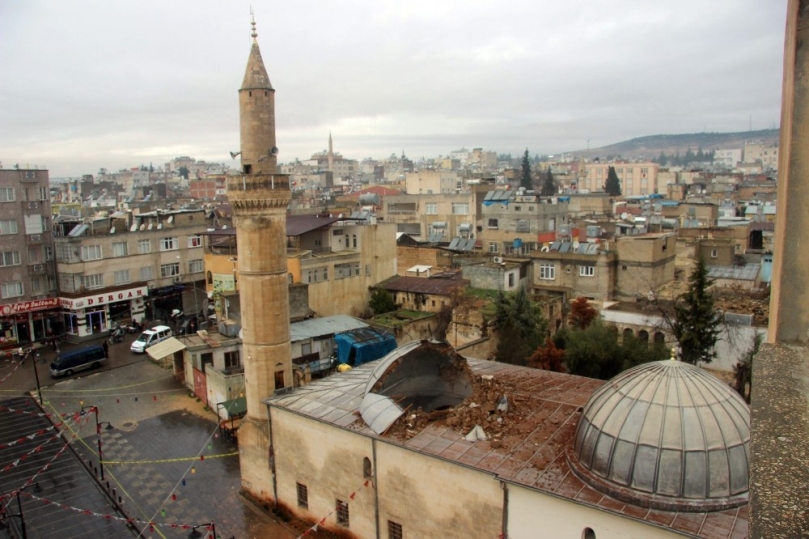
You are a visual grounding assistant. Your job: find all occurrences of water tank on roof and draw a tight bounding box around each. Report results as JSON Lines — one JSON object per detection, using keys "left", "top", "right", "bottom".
{"left": 513, "top": 238, "right": 523, "bottom": 248}
{"left": 358, "top": 193, "right": 380, "bottom": 205}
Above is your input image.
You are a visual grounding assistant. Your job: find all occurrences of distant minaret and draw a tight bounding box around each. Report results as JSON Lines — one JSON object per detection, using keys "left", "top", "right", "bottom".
{"left": 328, "top": 131, "right": 334, "bottom": 173}
{"left": 229, "top": 15, "right": 292, "bottom": 500}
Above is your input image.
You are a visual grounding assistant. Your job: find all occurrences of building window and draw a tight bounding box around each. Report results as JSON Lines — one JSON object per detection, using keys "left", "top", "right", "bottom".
{"left": 160, "top": 237, "right": 179, "bottom": 251}
{"left": 114, "top": 270, "right": 131, "bottom": 286}
{"left": 0, "top": 187, "right": 15, "bottom": 202}
{"left": 0, "top": 220, "right": 18, "bottom": 234}
{"left": 488, "top": 243, "right": 498, "bottom": 253}
{"left": 488, "top": 218, "right": 498, "bottom": 229}
{"left": 336, "top": 500, "right": 349, "bottom": 527}
{"left": 296, "top": 483, "right": 308, "bottom": 510}
{"left": 224, "top": 351, "right": 240, "bottom": 369}
{"left": 56, "top": 244, "right": 79, "bottom": 263}
{"left": 335, "top": 261, "right": 361, "bottom": 279}
{"left": 1, "top": 282, "right": 24, "bottom": 298}
{"left": 138, "top": 239, "right": 151, "bottom": 254}
{"left": 514, "top": 206, "right": 521, "bottom": 212}
{"left": 161, "top": 263, "right": 180, "bottom": 278}
{"left": 44, "top": 246, "right": 53, "bottom": 261}
{"left": 140, "top": 266, "right": 153, "bottom": 280}
{"left": 188, "top": 235, "right": 202, "bottom": 248}
{"left": 388, "top": 521, "right": 403, "bottom": 539}
{"left": 508, "top": 273, "right": 515, "bottom": 287}
{"left": 539, "top": 263, "right": 555, "bottom": 280}
{"left": 189, "top": 259, "right": 204, "bottom": 273}
{"left": 38, "top": 187, "right": 48, "bottom": 200}
{"left": 0, "top": 251, "right": 21, "bottom": 267}
{"left": 112, "top": 242, "right": 128, "bottom": 257}
{"left": 579, "top": 266, "right": 595, "bottom": 277}
{"left": 81, "top": 245, "right": 103, "bottom": 261}
{"left": 516, "top": 219, "right": 530, "bottom": 233}
{"left": 583, "top": 528, "right": 596, "bottom": 539}
{"left": 451, "top": 203, "right": 469, "bottom": 215}
{"left": 352, "top": 235, "right": 357, "bottom": 248}
{"left": 710, "top": 249, "right": 718, "bottom": 258}
{"left": 425, "top": 203, "right": 437, "bottom": 215}
{"left": 83, "top": 274, "right": 104, "bottom": 290}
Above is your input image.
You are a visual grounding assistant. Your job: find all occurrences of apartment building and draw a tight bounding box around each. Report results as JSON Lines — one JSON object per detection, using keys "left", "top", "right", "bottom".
{"left": 53, "top": 208, "right": 208, "bottom": 340}
{"left": 404, "top": 170, "right": 459, "bottom": 195}
{"left": 580, "top": 162, "right": 660, "bottom": 196}
{"left": 743, "top": 142, "right": 779, "bottom": 170}
{"left": 478, "top": 191, "right": 570, "bottom": 255}
{"left": 0, "top": 169, "right": 59, "bottom": 348}
{"left": 381, "top": 192, "right": 478, "bottom": 242}
{"left": 613, "top": 233, "right": 676, "bottom": 302}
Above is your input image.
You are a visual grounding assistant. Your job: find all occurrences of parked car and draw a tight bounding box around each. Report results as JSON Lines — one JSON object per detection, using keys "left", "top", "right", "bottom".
{"left": 50, "top": 345, "right": 107, "bottom": 377}
{"left": 130, "top": 325, "right": 173, "bottom": 354}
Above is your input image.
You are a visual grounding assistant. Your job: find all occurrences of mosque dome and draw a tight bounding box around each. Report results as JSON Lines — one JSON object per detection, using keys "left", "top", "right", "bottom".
{"left": 568, "top": 359, "right": 750, "bottom": 511}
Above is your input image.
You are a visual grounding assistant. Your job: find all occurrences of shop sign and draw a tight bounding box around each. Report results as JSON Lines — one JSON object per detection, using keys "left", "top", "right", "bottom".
{"left": 0, "top": 297, "right": 59, "bottom": 316}
{"left": 60, "top": 286, "right": 148, "bottom": 310}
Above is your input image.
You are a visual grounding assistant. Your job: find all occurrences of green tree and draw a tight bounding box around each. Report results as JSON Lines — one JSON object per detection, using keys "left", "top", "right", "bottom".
{"left": 672, "top": 258, "right": 722, "bottom": 365}
{"left": 555, "top": 322, "right": 667, "bottom": 380}
{"left": 541, "top": 169, "right": 556, "bottom": 196}
{"left": 604, "top": 166, "right": 622, "bottom": 196}
{"left": 493, "top": 288, "right": 547, "bottom": 365}
{"left": 369, "top": 288, "right": 396, "bottom": 315}
{"left": 656, "top": 151, "right": 667, "bottom": 166}
{"left": 520, "top": 149, "right": 533, "bottom": 190}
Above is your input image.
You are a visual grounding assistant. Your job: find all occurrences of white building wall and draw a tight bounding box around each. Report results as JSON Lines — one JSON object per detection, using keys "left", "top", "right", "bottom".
{"left": 507, "top": 485, "right": 683, "bottom": 539}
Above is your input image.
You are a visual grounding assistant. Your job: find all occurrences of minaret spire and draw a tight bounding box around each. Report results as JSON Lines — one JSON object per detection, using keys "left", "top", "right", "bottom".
{"left": 250, "top": 8, "right": 257, "bottom": 40}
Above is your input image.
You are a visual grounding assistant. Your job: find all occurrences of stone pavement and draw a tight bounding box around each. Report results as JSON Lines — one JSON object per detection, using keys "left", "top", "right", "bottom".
{"left": 40, "top": 360, "right": 296, "bottom": 539}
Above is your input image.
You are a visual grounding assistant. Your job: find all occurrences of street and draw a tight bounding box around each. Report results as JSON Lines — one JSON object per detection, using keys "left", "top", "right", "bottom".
{"left": 0, "top": 334, "right": 298, "bottom": 539}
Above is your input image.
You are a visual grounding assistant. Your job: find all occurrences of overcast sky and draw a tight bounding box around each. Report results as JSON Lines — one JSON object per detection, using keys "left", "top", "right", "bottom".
{"left": 0, "top": 1, "right": 787, "bottom": 177}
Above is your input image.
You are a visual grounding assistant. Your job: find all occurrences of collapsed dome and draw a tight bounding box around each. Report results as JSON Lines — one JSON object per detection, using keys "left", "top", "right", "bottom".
{"left": 360, "top": 340, "right": 473, "bottom": 434}
{"left": 569, "top": 360, "right": 750, "bottom": 512}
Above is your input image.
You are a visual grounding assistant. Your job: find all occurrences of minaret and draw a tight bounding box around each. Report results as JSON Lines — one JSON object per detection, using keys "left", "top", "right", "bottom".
{"left": 228, "top": 16, "right": 292, "bottom": 500}
{"left": 328, "top": 131, "right": 334, "bottom": 173}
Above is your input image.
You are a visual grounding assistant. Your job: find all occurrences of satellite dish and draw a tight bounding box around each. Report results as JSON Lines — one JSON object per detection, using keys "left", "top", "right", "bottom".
{"left": 109, "top": 227, "right": 116, "bottom": 234}
{"left": 229, "top": 151, "right": 241, "bottom": 160}
{"left": 621, "top": 212, "right": 628, "bottom": 220}
{"left": 147, "top": 223, "right": 153, "bottom": 230}
{"left": 221, "top": 224, "right": 228, "bottom": 229}
{"left": 167, "top": 215, "right": 174, "bottom": 223}
{"left": 139, "top": 224, "right": 146, "bottom": 231}
{"left": 130, "top": 224, "right": 138, "bottom": 232}
{"left": 157, "top": 223, "right": 163, "bottom": 229}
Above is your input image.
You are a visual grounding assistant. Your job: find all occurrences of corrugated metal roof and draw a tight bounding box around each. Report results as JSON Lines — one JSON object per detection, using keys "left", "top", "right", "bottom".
{"left": 290, "top": 315, "right": 368, "bottom": 342}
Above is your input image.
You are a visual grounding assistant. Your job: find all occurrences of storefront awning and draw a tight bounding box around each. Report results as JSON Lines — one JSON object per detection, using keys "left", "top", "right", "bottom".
{"left": 147, "top": 337, "right": 187, "bottom": 361}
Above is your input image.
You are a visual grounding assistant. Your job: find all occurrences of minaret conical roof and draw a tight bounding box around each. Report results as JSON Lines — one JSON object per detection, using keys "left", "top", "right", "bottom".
{"left": 241, "top": 30, "right": 273, "bottom": 91}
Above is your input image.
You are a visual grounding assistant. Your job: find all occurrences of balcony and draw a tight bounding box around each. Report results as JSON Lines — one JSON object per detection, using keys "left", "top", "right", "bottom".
{"left": 28, "top": 263, "right": 46, "bottom": 275}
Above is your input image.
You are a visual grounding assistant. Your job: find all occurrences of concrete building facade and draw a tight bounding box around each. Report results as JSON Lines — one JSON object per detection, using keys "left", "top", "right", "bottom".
{"left": 0, "top": 168, "right": 60, "bottom": 348}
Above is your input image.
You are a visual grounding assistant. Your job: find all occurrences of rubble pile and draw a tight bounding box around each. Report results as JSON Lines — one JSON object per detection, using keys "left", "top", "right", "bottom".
{"left": 714, "top": 289, "right": 770, "bottom": 327}
{"left": 385, "top": 371, "right": 529, "bottom": 447}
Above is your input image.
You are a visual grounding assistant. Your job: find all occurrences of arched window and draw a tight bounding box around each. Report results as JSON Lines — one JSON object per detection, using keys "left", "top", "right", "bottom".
{"left": 654, "top": 332, "right": 665, "bottom": 345}
{"left": 206, "top": 271, "right": 213, "bottom": 285}
{"left": 639, "top": 330, "right": 649, "bottom": 345}
{"left": 582, "top": 528, "right": 596, "bottom": 539}
{"left": 363, "top": 457, "right": 372, "bottom": 479}
{"left": 352, "top": 235, "right": 357, "bottom": 248}
{"left": 623, "top": 328, "right": 634, "bottom": 341}
{"left": 288, "top": 273, "right": 293, "bottom": 284}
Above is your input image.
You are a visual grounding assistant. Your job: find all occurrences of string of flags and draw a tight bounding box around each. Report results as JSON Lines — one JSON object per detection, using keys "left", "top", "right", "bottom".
{"left": 103, "top": 452, "right": 238, "bottom": 466}
{"left": 298, "top": 479, "right": 373, "bottom": 538}
{"left": 0, "top": 403, "right": 72, "bottom": 419}
{"left": 0, "top": 412, "right": 84, "bottom": 473}
{"left": 18, "top": 490, "right": 216, "bottom": 535}
{"left": 1, "top": 412, "right": 90, "bottom": 511}
{"left": 0, "top": 358, "right": 25, "bottom": 387}
{"left": 0, "top": 423, "right": 67, "bottom": 450}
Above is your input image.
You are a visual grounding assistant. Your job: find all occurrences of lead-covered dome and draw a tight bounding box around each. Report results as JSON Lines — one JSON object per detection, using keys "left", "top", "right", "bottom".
{"left": 568, "top": 360, "right": 750, "bottom": 511}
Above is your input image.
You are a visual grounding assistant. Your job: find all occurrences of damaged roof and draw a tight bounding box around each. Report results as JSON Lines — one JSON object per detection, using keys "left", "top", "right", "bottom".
{"left": 267, "top": 354, "right": 747, "bottom": 539}
{"left": 377, "top": 275, "right": 468, "bottom": 296}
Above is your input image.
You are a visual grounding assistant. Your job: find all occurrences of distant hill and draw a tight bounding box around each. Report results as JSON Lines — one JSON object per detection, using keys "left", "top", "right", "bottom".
{"left": 569, "top": 129, "right": 779, "bottom": 160}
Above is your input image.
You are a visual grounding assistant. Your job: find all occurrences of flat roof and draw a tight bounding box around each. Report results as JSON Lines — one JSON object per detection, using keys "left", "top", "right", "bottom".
{"left": 267, "top": 358, "right": 747, "bottom": 538}
{"left": 290, "top": 315, "right": 368, "bottom": 342}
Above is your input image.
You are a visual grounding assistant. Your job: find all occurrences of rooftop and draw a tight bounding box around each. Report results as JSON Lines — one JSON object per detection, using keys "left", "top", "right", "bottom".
{"left": 268, "top": 356, "right": 747, "bottom": 538}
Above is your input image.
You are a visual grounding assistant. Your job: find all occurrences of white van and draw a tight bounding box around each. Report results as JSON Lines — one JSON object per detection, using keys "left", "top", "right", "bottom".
{"left": 130, "top": 325, "right": 173, "bottom": 353}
